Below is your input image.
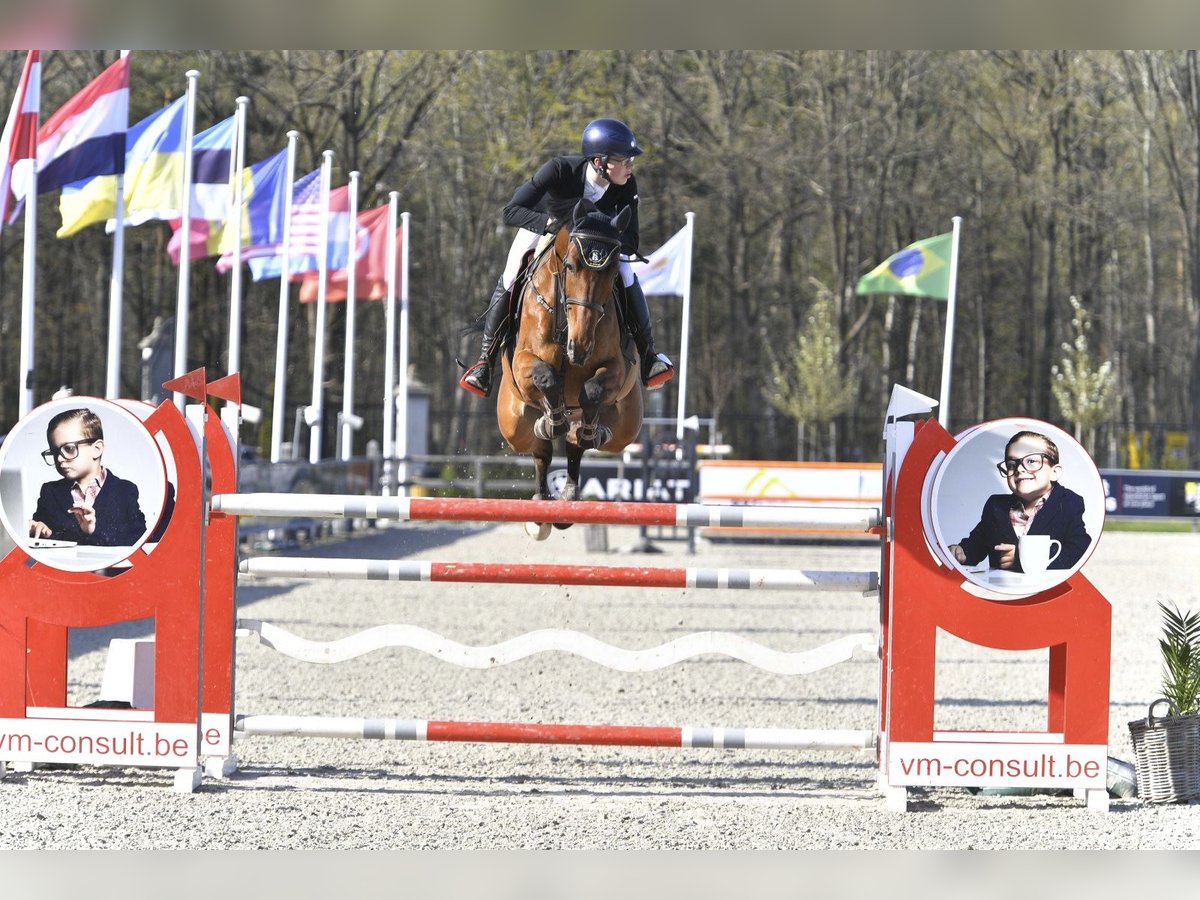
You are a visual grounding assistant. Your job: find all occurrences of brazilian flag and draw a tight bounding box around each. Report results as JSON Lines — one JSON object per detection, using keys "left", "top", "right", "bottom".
{"left": 855, "top": 232, "right": 952, "bottom": 299}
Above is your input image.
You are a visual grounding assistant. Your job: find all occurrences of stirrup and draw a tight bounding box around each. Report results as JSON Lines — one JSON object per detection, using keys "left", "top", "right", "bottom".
{"left": 642, "top": 352, "right": 674, "bottom": 390}
{"left": 459, "top": 360, "right": 491, "bottom": 397}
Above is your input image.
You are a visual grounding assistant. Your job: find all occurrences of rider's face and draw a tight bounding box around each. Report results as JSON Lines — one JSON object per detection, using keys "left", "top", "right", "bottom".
{"left": 603, "top": 155, "right": 633, "bottom": 185}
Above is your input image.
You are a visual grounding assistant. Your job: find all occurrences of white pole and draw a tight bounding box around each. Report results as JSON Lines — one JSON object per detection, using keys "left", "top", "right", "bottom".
{"left": 17, "top": 151, "right": 37, "bottom": 418}
{"left": 674, "top": 211, "right": 695, "bottom": 442}
{"left": 340, "top": 170, "right": 360, "bottom": 461}
{"left": 172, "top": 69, "right": 200, "bottom": 411}
{"left": 396, "top": 208, "right": 411, "bottom": 497}
{"left": 381, "top": 192, "right": 398, "bottom": 495}
{"left": 308, "top": 149, "right": 333, "bottom": 463}
{"left": 269, "top": 131, "right": 299, "bottom": 463}
{"left": 226, "top": 96, "right": 248, "bottom": 378}
{"left": 938, "top": 216, "right": 963, "bottom": 430}
{"left": 106, "top": 172, "right": 125, "bottom": 399}
{"left": 104, "top": 50, "right": 131, "bottom": 400}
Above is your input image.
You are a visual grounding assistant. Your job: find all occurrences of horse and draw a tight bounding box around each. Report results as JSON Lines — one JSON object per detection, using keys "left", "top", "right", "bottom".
{"left": 495, "top": 200, "right": 644, "bottom": 539}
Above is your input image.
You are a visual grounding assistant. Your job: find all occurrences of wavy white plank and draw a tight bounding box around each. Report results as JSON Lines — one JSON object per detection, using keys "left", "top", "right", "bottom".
{"left": 238, "top": 619, "right": 876, "bottom": 676}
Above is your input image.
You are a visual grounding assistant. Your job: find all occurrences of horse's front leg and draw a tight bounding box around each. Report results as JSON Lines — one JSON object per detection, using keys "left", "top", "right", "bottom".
{"left": 530, "top": 360, "right": 571, "bottom": 441}
{"left": 574, "top": 365, "right": 620, "bottom": 450}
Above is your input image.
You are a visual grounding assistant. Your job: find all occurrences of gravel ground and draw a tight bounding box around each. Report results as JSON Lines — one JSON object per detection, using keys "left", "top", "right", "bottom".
{"left": 2, "top": 522, "right": 1198, "bottom": 849}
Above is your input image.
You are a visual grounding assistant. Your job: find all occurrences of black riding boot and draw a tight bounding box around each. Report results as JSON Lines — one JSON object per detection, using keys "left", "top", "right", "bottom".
{"left": 459, "top": 279, "right": 509, "bottom": 397}
{"left": 625, "top": 278, "right": 674, "bottom": 389}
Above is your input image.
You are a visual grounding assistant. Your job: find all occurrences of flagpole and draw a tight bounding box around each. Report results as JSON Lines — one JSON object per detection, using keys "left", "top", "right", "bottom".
{"left": 104, "top": 50, "right": 131, "bottom": 400}
{"left": 674, "top": 211, "right": 695, "bottom": 442}
{"left": 396, "top": 208, "right": 411, "bottom": 497}
{"left": 226, "top": 96, "right": 248, "bottom": 379}
{"left": 18, "top": 155, "right": 37, "bottom": 418}
{"left": 12, "top": 51, "right": 41, "bottom": 418}
{"left": 105, "top": 173, "right": 126, "bottom": 399}
{"left": 340, "top": 170, "right": 360, "bottom": 461}
{"left": 308, "top": 149, "right": 333, "bottom": 463}
{"left": 270, "top": 130, "right": 298, "bottom": 463}
{"left": 381, "top": 192, "right": 398, "bottom": 495}
{"left": 938, "top": 215, "right": 962, "bottom": 430}
{"left": 172, "top": 70, "right": 199, "bottom": 410}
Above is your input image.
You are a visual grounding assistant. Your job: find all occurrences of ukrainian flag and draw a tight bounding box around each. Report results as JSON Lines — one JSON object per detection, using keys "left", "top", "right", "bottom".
{"left": 855, "top": 232, "right": 952, "bottom": 299}
{"left": 57, "top": 95, "right": 186, "bottom": 238}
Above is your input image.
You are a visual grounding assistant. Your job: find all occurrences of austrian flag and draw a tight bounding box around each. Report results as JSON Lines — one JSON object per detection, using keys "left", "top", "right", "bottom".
{"left": 0, "top": 49, "right": 40, "bottom": 230}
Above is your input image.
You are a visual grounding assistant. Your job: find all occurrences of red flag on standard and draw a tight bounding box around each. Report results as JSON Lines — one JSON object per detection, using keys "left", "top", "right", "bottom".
{"left": 298, "top": 202, "right": 398, "bottom": 302}
{"left": 0, "top": 50, "right": 40, "bottom": 231}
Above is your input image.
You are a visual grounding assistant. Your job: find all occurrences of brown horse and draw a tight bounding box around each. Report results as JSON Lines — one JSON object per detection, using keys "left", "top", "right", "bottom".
{"left": 496, "top": 201, "right": 644, "bottom": 539}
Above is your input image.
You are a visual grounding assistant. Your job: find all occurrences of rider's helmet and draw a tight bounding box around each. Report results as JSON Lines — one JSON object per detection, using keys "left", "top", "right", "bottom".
{"left": 581, "top": 118, "right": 643, "bottom": 159}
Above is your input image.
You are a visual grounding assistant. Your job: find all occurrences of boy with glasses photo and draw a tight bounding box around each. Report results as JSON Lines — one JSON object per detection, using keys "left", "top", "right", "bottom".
{"left": 948, "top": 430, "right": 1093, "bottom": 573}
{"left": 28, "top": 407, "right": 149, "bottom": 547}
{"left": 459, "top": 117, "right": 673, "bottom": 397}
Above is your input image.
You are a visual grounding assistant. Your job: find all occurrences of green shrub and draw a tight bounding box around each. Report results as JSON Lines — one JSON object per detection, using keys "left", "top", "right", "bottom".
{"left": 1158, "top": 601, "right": 1200, "bottom": 716}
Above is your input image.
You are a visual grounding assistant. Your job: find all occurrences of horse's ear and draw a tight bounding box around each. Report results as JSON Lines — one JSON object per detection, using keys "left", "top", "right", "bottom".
{"left": 571, "top": 199, "right": 589, "bottom": 228}
{"left": 612, "top": 205, "right": 631, "bottom": 232}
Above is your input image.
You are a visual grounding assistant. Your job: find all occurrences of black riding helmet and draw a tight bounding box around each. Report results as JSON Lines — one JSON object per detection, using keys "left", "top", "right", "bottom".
{"left": 581, "top": 117, "right": 643, "bottom": 161}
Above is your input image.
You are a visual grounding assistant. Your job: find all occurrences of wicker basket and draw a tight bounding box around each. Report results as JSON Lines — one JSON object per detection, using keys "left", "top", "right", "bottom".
{"left": 1128, "top": 699, "right": 1200, "bottom": 804}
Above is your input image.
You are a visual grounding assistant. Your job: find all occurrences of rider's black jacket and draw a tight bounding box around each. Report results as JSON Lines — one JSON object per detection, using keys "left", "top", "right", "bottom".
{"left": 502, "top": 155, "right": 640, "bottom": 257}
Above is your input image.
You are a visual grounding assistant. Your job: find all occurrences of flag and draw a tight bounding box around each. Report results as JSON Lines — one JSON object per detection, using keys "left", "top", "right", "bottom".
{"left": 213, "top": 147, "right": 290, "bottom": 272}
{"left": 855, "top": 232, "right": 952, "bottom": 299}
{"left": 298, "top": 203, "right": 394, "bottom": 302}
{"left": 631, "top": 221, "right": 690, "bottom": 296}
{"left": 57, "top": 94, "right": 185, "bottom": 237}
{"left": 276, "top": 183, "right": 360, "bottom": 278}
{"left": 163, "top": 114, "right": 237, "bottom": 262}
{"left": 215, "top": 166, "right": 319, "bottom": 280}
{"left": 0, "top": 50, "right": 39, "bottom": 232}
{"left": 59, "top": 103, "right": 236, "bottom": 249}
{"left": 11, "top": 54, "right": 129, "bottom": 204}
{"left": 238, "top": 170, "right": 364, "bottom": 282}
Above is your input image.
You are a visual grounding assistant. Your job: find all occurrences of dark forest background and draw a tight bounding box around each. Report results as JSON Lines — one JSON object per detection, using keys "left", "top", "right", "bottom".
{"left": 2, "top": 50, "right": 1198, "bottom": 467}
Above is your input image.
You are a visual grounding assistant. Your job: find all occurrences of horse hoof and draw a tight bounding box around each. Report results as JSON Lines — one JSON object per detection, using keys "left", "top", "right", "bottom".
{"left": 525, "top": 521, "right": 552, "bottom": 540}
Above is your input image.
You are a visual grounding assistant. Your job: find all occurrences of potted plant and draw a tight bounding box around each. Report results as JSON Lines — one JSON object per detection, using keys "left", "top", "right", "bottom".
{"left": 1128, "top": 601, "right": 1200, "bottom": 804}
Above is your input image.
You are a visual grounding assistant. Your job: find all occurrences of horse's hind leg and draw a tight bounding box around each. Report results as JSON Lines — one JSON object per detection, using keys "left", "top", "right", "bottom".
{"left": 552, "top": 441, "right": 586, "bottom": 531}
{"left": 525, "top": 432, "right": 554, "bottom": 541}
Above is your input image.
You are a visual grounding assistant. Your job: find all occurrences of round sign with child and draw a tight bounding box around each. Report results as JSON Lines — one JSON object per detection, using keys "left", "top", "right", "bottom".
{"left": 0, "top": 397, "right": 173, "bottom": 574}
{"left": 923, "top": 417, "right": 1105, "bottom": 598}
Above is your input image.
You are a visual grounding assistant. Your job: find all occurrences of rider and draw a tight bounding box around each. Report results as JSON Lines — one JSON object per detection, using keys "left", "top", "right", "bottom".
{"left": 458, "top": 117, "right": 675, "bottom": 397}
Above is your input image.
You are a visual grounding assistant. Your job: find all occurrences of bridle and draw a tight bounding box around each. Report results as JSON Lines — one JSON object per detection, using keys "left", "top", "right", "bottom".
{"left": 529, "top": 227, "right": 620, "bottom": 345}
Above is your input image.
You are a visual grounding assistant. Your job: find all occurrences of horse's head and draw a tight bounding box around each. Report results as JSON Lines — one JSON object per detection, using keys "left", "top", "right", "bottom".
{"left": 560, "top": 200, "right": 630, "bottom": 366}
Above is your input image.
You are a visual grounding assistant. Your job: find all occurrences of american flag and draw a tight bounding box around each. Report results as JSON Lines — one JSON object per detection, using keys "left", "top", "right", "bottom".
{"left": 244, "top": 168, "right": 364, "bottom": 282}
{"left": 287, "top": 167, "right": 325, "bottom": 256}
